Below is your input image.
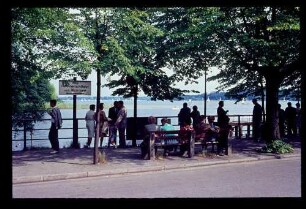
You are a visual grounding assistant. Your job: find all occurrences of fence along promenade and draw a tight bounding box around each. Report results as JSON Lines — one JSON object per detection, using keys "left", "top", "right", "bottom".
{"left": 12, "top": 114, "right": 254, "bottom": 151}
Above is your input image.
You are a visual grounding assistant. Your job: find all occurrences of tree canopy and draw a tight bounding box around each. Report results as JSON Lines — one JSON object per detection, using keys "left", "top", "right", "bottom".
{"left": 11, "top": 7, "right": 301, "bottom": 141}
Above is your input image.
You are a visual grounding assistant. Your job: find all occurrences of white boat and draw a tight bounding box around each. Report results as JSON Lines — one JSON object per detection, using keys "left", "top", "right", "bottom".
{"left": 207, "top": 96, "right": 210, "bottom": 102}
{"left": 241, "top": 98, "right": 246, "bottom": 104}
{"left": 172, "top": 106, "right": 180, "bottom": 110}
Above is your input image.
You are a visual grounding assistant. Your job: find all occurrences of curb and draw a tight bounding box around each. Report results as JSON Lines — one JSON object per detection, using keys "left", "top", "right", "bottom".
{"left": 13, "top": 153, "right": 300, "bottom": 184}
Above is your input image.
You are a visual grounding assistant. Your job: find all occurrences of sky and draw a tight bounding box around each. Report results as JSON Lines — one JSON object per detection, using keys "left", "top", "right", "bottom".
{"left": 50, "top": 67, "right": 220, "bottom": 97}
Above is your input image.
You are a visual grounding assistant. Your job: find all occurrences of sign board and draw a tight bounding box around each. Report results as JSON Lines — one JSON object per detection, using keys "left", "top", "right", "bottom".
{"left": 59, "top": 80, "right": 91, "bottom": 95}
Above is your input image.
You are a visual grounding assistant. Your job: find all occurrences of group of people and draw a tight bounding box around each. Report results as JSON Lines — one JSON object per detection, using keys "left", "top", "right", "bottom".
{"left": 47, "top": 98, "right": 301, "bottom": 154}
{"left": 46, "top": 99, "right": 128, "bottom": 154}
{"left": 140, "top": 101, "right": 232, "bottom": 157}
{"left": 278, "top": 102, "right": 301, "bottom": 138}
{"left": 140, "top": 116, "right": 178, "bottom": 159}
{"left": 84, "top": 100, "right": 127, "bottom": 149}
{"left": 177, "top": 101, "right": 231, "bottom": 156}
{"left": 250, "top": 98, "right": 301, "bottom": 141}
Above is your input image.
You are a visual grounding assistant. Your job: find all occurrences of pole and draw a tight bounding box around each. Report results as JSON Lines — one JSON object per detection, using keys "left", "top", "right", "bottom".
{"left": 72, "top": 77, "right": 79, "bottom": 148}
{"left": 204, "top": 68, "right": 207, "bottom": 118}
{"left": 94, "top": 68, "right": 101, "bottom": 164}
{"left": 133, "top": 85, "right": 137, "bottom": 147}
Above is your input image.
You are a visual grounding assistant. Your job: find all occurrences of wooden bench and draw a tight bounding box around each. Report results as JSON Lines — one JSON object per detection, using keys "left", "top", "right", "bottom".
{"left": 145, "top": 130, "right": 195, "bottom": 160}
{"left": 194, "top": 128, "right": 234, "bottom": 154}
{"left": 194, "top": 138, "right": 219, "bottom": 153}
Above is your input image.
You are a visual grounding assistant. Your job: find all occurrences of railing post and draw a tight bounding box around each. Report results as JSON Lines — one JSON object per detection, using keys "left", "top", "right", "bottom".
{"left": 148, "top": 132, "right": 155, "bottom": 160}
{"left": 188, "top": 131, "right": 195, "bottom": 158}
{"left": 23, "top": 120, "right": 27, "bottom": 151}
{"left": 72, "top": 78, "right": 79, "bottom": 148}
{"left": 73, "top": 118, "right": 79, "bottom": 148}
{"left": 238, "top": 115, "right": 241, "bottom": 139}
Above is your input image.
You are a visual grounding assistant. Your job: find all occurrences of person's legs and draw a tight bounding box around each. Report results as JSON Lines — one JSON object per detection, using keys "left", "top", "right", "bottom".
{"left": 253, "top": 123, "right": 260, "bottom": 141}
{"left": 53, "top": 129, "right": 59, "bottom": 151}
{"left": 49, "top": 124, "right": 59, "bottom": 151}
{"left": 99, "top": 136, "right": 104, "bottom": 147}
{"left": 48, "top": 129, "right": 55, "bottom": 149}
{"left": 108, "top": 126, "right": 117, "bottom": 147}
{"left": 217, "top": 132, "right": 225, "bottom": 155}
{"left": 86, "top": 137, "right": 92, "bottom": 147}
{"left": 118, "top": 128, "right": 126, "bottom": 147}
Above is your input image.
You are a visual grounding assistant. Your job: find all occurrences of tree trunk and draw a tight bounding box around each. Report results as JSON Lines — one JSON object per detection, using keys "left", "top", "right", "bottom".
{"left": 264, "top": 72, "right": 281, "bottom": 143}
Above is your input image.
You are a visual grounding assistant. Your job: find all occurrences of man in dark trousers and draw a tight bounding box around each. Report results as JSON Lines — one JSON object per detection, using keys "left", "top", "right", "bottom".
{"left": 285, "top": 102, "right": 297, "bottom": 138}
{"left": 278, "top": 104, "right": 285, "bottom": 138}
{"left": 48, "top": 99, "right": 62, "bottom": 154}
{"left": 252, "top": 98, "right": 262, "bottom": 142}
{"left": 108, "top": 101, "right": 119, "bottom": 148}
{"left": 217, "top": 101, "right": 230, "bottom": 155}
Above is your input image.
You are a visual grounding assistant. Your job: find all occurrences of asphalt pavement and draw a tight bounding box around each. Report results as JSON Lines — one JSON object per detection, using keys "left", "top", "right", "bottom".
{"left": 12, "top": 137, "right": 301, "bottom": 184}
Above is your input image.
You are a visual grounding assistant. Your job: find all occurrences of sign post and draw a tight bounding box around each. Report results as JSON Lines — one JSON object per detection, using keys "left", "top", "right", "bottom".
{"left": 59, "top": 79, "right": 91, "bottom": 148}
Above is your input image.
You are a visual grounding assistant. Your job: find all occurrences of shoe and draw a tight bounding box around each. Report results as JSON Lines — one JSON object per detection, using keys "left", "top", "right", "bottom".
{"left": 84, "top": 145, "right": 90, "bottom": 149}
{"left": 50, "top": 150, "right": 59, "bottom": 154}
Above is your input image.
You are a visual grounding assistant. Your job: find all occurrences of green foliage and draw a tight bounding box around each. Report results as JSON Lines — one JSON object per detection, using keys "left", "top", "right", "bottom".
{"left": 75, "top": 8, "right": 186, "bottom": 101}
{"left": 261, "top": 139, "right": 294, "bottom": 154}
{"left": 11, "top": 8, "right": 96, "bottom": 128}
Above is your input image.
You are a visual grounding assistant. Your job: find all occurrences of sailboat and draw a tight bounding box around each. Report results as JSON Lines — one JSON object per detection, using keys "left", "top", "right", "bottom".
{"left": 207, "top": 96, "right": 210, "bottom": 102}
{"left": 241, "top": 97, "right": 246, "bottom": 104}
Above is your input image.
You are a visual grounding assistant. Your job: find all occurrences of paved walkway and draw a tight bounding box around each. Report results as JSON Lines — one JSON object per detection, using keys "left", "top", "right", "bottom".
{"left": 12, "top": 138, "right": 301, "bottom": 184}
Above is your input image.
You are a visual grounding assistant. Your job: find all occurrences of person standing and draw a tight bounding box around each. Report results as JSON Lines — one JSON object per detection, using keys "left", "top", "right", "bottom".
{"left": 115, "top": 100, "right": 127, "bottom": 148}
{"left": 108, "top": 101, "right": 119, "bottom": 148}
{"left": 252, "top": 98, "right": 263, "bottom": 141}
{"left": 217, "top": 101, "right": 232, "bottom": 155}
{"left": 285, "top": 102, "right": 297, "bottom": 138}
{"left": 84, "top": 104, "right": 96, "bottom": 148}
{"left": 217, "top": 100, "right": 228, "bottom": 128}
{"left": 190, "top": 105, "right": 201, "bottom": 131}
{"left": 48, "top": 99, "right": 62, "bottom": 154}
{"left": 98, "top": 103, "right": 110, "bottom": 148}
{"left": 295, "top": 103, "right": 301, "bottom": 137}
{"left": 278, "top": 104, "right": 285, "bottom": 138}
{"left": 178, "top": 102, "right": 191, "bottom": 128}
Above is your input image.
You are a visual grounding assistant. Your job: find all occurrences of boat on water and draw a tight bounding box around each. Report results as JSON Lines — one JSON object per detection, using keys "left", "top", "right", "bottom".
{"left": 241, "top": 98, "right": 247, "bottom": 104}
{"left": 172, "top": 106, "right": 180, "bottom": 110}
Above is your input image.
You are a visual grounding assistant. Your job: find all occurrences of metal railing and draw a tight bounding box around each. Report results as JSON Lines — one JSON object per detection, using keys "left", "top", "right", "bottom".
{"left": 12, "top": 114, "right": 254, "bottom": 151}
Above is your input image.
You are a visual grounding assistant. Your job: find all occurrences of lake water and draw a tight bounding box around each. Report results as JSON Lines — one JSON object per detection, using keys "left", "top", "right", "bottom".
{"left": 12, "top": 99, "right": 295, "bottom": 151}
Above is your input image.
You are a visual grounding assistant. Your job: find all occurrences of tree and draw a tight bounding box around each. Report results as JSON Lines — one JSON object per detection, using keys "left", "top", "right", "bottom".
{"left": 208, "top": 7, "right": 301, "bottom": 141}
{"left": 71, "top": 8, "right": 187, "bottom": 150}
{"left": 11, "top": 8, "right": 96, "bottom": 129}
{"left": 152, "top": 7, "right": 301, "bottom": 142}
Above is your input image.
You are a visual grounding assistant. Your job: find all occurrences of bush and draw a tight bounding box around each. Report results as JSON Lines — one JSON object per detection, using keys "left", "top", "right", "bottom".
{"left": 260, "top": 139, "right": 294, "bottom": 154}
